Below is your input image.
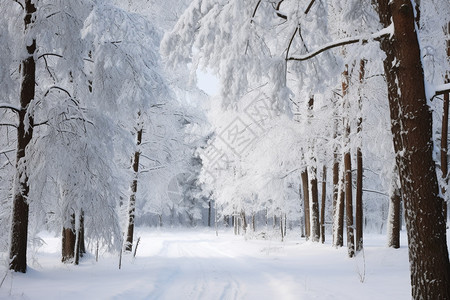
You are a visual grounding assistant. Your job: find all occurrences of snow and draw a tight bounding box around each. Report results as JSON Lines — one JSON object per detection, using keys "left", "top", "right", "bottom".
{"left": 0, "top": 227, "right": 414, "bottom": 299}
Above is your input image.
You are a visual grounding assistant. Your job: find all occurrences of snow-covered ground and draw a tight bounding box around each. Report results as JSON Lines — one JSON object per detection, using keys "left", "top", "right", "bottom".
{"left": 0, "top": 228, "right": 414, "bottom": 299}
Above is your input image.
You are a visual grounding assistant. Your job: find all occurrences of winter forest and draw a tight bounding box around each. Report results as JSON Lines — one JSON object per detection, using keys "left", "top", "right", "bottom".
{"left": 0, "top": 0, "right": 449, "bottom": 299}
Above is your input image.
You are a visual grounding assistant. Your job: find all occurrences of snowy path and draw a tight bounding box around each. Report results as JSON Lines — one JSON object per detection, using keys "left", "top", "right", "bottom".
{"left": 0, "top": 229, "right": 412, "bottom": 299}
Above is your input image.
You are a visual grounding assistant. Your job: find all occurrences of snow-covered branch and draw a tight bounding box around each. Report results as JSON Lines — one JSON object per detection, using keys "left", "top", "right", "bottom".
{"left": 287, "top": 25, "right": 393, "bottom": 62}
{"left": 38, "top": 53, "right": 64, "bottom": 60}
{"left": 0, "top": 123, "right": 18, "bottom": 128}
{"left": 0, "top": 103, "right": 21, "bottom": 113}
{"left": 0, "top": 148, "right": 15, "bottom": 155}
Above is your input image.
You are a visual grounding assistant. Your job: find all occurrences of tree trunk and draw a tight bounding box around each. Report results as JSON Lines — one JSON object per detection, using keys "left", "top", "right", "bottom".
{"left": 344, "top": 151, "right": 354, "bottom": 258}
{"left": 332, "top": 96, "right": 340, "bottom": 247}
{"left": 376, "top": 1, "right": 450, "bottom": 298}
{"left": 61, "top": 211, "right": 83, "bottom": 265}
{"left": 320, "top": 166, "right": 326, "bottom": 244}
{"left": 309, "top": 167, "right": 320, "bottom": 242}
{"left": 442, "top": 74, "right": 449, "bottom": 220}
{"left": 62, "top": 214, "right": 76, "bottom": 263}
{"left": 442, "top": 22, "right": 450, "bottom": 221}
{"left": 9, "top": 0, "right": 37, "bottom": 273}
{"left": 301, "top": 170, "right": 310, "bottom": 239}
{"left": 338, "top": 171, "right": 345, "bottom": 247}
{"left": 307, "top": 96, "right": 320, "bottom": 242}
{"left": 443, "top": 74, "right": 449, "bottom": 221}
{"left": 355, "top": 59, "right": 365, "bottom": 252}
{"left": 241, "top": 210, "right": 247, "bottom": 233}
{"left": 342, "top": 65, "right": 355, "bottom": 258}
{"left": 208, "top": 200, "right": 212, "bottom": 227}
{"left": 387, "top": 169, "right": 401, "bottom": 249}
{"left": 125, "top": 116, "right": 143, "bottom": 252}
{"left": 79, "top": 211, "right": 86, "bottom": 256}
{"left": 252, "top": 214, "right": 256, "bottom": 232}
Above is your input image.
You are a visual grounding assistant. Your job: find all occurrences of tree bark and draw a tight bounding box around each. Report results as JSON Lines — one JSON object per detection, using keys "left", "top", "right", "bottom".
{"left": 320, "top": 165, "right": 326, "bottom": 244}
{"left": 387, "top": 169, "right": 401, "bottom": 249}
{"left": 342, "top": 65, "right": 355, "bottom": 257}
{"left": 79, "top": 211, "right": 86, "bottom": 256}
{"left": 442, "top": 22, "right": 450, "bottom": 221}
{"left": 307, "top": 96, "right": 320, "bottom": 242}
{"left": 309, "top": 167, "right": 320, "bottom": 242}
{"left": 443, "top": 74, "right": 449, "bottom": 221}
{"left": 344, "top": 151, "right": 354, "bottom": 258}
{"left": 62, "top": 214, "right": 76, "bottom": 263}
{"left": 355, "top": 59, "right": 365, "bottom": 252}
{"left": 301, "top": 170, "right": 310, "bottom": 239}
{"left": 9, "top": 0, "right": 36, "bottom": 273}
{"left": 125, "top": 116, "right": 143, "bottom": 252}
{"left": 376, "top": 1, "right": 450, "bottom": 298}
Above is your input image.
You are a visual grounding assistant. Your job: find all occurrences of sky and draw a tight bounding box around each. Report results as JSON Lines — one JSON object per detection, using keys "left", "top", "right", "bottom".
{"left": 197, "top": 69, "right": 220, "bottom": 96}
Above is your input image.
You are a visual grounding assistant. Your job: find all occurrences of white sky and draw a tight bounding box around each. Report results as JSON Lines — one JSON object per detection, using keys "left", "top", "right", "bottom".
{"left": 197, "top": 69, "right": 220, "bottom": 96}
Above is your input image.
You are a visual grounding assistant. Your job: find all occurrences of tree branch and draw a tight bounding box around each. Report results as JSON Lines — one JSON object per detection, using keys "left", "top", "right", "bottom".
{"left": 286, "top": 27, "right": 298, "bottom": 60}
{"left": 32, "top": 120, "right": 49, "bottom": 127}
{"left": 0, "top": 151, "right": 15, "bottom": 157}
{"left": 0, "top": 103, "right": 21, "bottom": 113}
{"left": 275, "top": 0, "right": 287, "bottom": 20}
{"left": 250, "top": 0, "right": 261, "bottom": 23}
{"left": 12, "top": 0, "right": 24, "bottom": 9}
{"left": 0, "top": 123, "right": 18, "bottom": 128}
{"left": 304, "top": 0, "right": 316, "bottom": 14}
{"left": 37, "top": 53, "right": 63, "bottom": 60}
{"left": 44, "top": 86, "right": 72, "bottom": 98}
{"left": 287, "top": 26, "right": 392, "bottom": 62}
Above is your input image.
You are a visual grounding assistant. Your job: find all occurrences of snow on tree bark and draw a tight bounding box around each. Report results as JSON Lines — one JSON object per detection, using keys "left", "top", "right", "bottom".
{"left": 376, "top": 0, "right": 450, "bottom": 298}
{"left": 9, "top": 0, "right": 36, "bottom": 273}
{"left": 125, "top": 115, "right": 143, "bottom": 253}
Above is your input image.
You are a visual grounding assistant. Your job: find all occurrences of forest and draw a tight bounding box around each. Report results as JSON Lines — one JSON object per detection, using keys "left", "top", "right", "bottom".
{"left": 0, "top": 0, "right": 449, "bottom": 299}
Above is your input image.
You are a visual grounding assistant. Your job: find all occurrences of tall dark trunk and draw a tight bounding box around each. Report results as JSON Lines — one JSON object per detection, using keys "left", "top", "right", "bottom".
{"left": 125, "top": 116, "right": 143, "bottom": 252}
{"left": 320, "top": 166, "right": 326, "bottom": 244}
{"left": 62, "top": 213, "right": 76, "bottom": 263}
{"left": 79, "top": 211, "right": 86, "bottom": 256}
{"left": 342, "top": 65, "right": 355, "bottom": 257}
{"left": 9, "top": 0, "right": 36, "bottom": 273}
{"left": 388, "top": 169, "right": 401, "bottom": 249}
{"left": 344, "top": 151, "right": 354, "bottom": 258}
{"left": 442, "top": 22, "right": 450, "bottom": 221}
{"left": 355, "top": 59, "right": 365, "bottom": 252}
{"left": 301, "top": 170, "right": 310, "bottom": 239}
{"left": 337, "top": 171, "right": 345, "bottom": 247}
{"left": 376, "top": 1, "right": 450, "bottom": 298}
{"left": 61, "top": 211, "right": 83, "bottom": 265}
{"left": 443, "top": 75, "right": 449, "bottom": 221}
{"left": 309, "top": 167, "right": 320, "bottom": 242}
